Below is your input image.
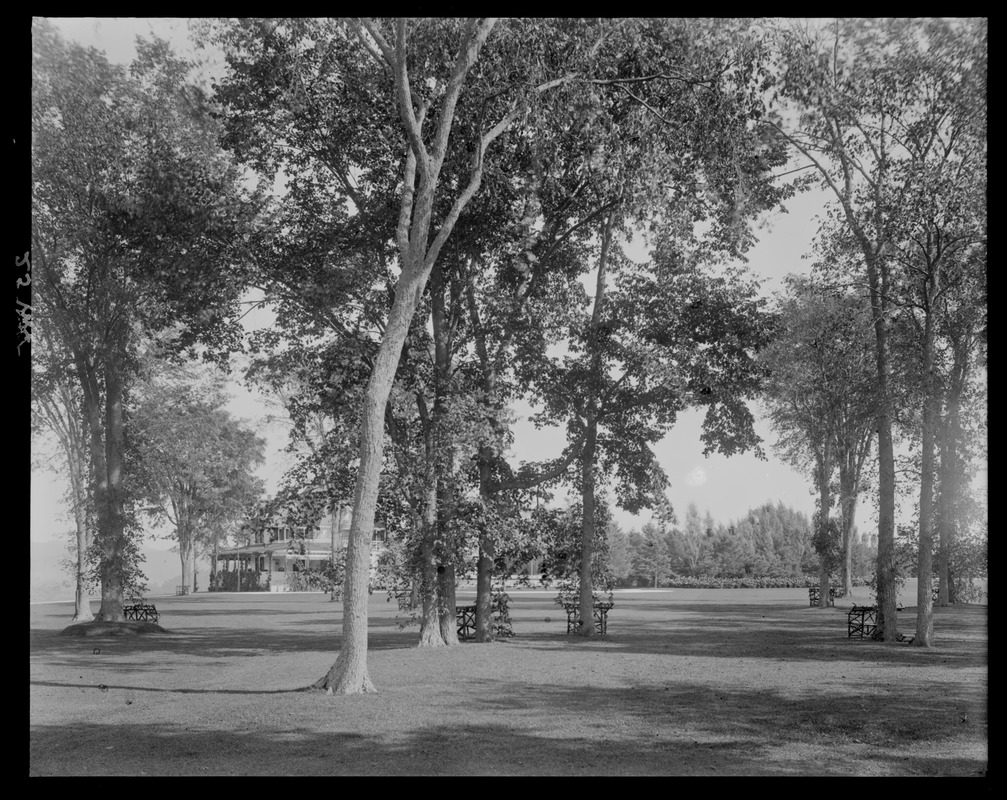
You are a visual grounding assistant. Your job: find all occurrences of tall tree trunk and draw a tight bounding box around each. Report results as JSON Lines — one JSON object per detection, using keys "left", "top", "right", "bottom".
{"left": 468, "top": 266, "right": 502, "bottom": 643}
{"left": 432, "top": 265, "right": 459, "bottom": 646}
{"left": 576, "top": 208, "right": 615, "bottom": 636}
{"left": 96, "top": 355, "right": 128, "bottom": 623}
{"left": 474, "top": 449, "right": 496, "bottom": 642}
{"left": 915, "top": 281, "right": 939, "bottom": 646}
{"left": 936, "top": 331, "right": 968, "bottom": 606}
{"left": 71, "top": 494, "right": 93, "bottom": 623}
{"left": 816, "top": 439, "right": 833, "bottom": 609}
{"left": 69, "top": 439, "right": 94, "bottom": 623}
{"left": 415, "top": 376, "right": 447, "bottom": 647}
{"left": 577, "top": 419, "right": 599, "bottom": 637}
{"left": 312, "top": 18, "right": 499, "bottom": 690}
{"left": 839, "top": 477, "right": 858, "bottom": 597}
{"left": 837, "top": 431, "right": 868, "bottom": 599}
{"left": 865, "top": 252, "right": 899, "bottom": 642}
{"left": 179, "top": 518, "right": 195, "bottom": 593}
{"left": 417, "top": 556, "right": 445, "bottom": 646}
{"left": 312, "top": 264, "right": 434, "bottom": 693}
{"left": 438, "top": 561, "right": 459, "bottom": 644}
{"left": 435, "top": 464, "right": 459, "bottom": 646}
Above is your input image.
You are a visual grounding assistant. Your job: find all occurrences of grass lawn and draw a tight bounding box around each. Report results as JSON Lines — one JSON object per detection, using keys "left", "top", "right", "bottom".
{"left": 29, "top": 583, "right": 987, "bottom": 776}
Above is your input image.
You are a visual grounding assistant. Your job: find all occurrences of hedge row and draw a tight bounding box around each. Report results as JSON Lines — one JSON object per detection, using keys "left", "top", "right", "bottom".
{"left": 661, "top": 575, "right": 869, "bottom": 590}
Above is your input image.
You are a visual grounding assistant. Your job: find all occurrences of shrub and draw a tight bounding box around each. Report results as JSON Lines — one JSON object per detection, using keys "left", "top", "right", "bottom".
{"left": 663, "top": 575, "right": 865, "bottom": 590}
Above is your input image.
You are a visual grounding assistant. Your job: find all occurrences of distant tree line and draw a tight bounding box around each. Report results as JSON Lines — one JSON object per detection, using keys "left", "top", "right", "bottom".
{"left": 606, "top": 501, "right": 876, "bottom": 588}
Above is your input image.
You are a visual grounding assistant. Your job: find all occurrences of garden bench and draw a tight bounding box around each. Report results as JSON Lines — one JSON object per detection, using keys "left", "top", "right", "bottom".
{"left": 456, "top": 604, "right": 476, "bottom": 640}
{"left": 176, "top": 585, "right": 189, "bottom": 596}
{"left": 847, "top": 605, "right": 878, "bottom": 638}
{"left": 124, "top": 603, "right": 159, "bottom": 623}
{"left": 808, "top": 586, "right": 836, "bottom": 607}
{"left": 563, "top": 601, "right": 614, "bottom": 635}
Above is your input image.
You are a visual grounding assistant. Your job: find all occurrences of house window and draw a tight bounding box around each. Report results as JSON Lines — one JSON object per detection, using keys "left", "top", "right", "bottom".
{"left": 372, "top": 528, "right": 387, "bottom": 544}
{"left": 258, "top": 556, "right": 266, "bottom": 571}
{"left": 294, "top": 526, "right": 306, "bottom": 540}
{"left": 254, "top": 530, "right": 264, "bottom": 545}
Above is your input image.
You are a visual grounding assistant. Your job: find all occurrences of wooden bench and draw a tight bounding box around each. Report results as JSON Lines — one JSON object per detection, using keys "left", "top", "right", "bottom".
{"left": 563, "top": 601, "right": 614, "bottom": 635}
{"left": 456, "top": 604, "right": 476, "bottom": 640}
{"left": 176, "top": 585, "right": 189, "bottom": 596}
{"left": 124, "top": 603, "right": 159, "bottom": 623}
{"left": 809, "top": 586, "right": 836, "bottom": 607}
{"left": 847, "top": 605, "right": 878, "bottom": 638}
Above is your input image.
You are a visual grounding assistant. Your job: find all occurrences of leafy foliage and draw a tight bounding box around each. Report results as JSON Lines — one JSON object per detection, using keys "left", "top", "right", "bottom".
{"left": 132, "top": 369, "right": 267, "bottom": 589}
{"left": 811, "top": 513, "right": 843, "bottom": 577}
{"left": 613, "top": 502, "right": 818, "bottom": 586}
{"left": 32, "top": 21, "right": 263, "bottom": 618}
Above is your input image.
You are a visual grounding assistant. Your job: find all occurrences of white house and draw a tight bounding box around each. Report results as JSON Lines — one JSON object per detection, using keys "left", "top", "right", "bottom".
{"left": 215, "top": 504, "right": 386, "bottom": 592}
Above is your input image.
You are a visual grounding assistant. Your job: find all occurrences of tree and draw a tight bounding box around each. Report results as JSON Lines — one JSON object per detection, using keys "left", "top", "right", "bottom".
{"left": 537, "top": 501, "right": 615, "bottom": 608}
{"left": 202, "top": 17, "right": 499, "bottom": 651}
{"left": 886, "top": 53, "right": 985, "bottom": 643}
{"left": 934, "top": 286, "right": 986, "bottom": 606}
{"left": 605, "top": 523, "right": 633, "bottom": 585}
{"left": 235, "top": 17, "right": 527, "bottom": 693}
{"left": 517, "top": 19, "right": 791, "bottom": 633}
{"left": 31, "top": 313, "right": 94, "bottom": 622}
{"left": 761, "top": 278, "right": 876, "bottom": 602}
{"left": 132, "top": 369, "right": 266, "bottom": 593}
{"left": 32, "top": 23, "right": 258, "bottom": 621}
{"left": 636, "top": 523, "right": 672, "bottom": 587}
{"left": 769, "top": 17, "right": 986, "bottom": 641}
{"left": 208, "top": 17, "right": 750, "bottom": 677}
{"left": 678, "top": 503, "right": 710, "bottom": 577}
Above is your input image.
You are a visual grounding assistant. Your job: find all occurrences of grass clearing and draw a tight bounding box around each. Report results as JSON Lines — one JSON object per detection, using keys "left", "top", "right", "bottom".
{"left": 30, "top": 585, "right": 987, "bottom": 776}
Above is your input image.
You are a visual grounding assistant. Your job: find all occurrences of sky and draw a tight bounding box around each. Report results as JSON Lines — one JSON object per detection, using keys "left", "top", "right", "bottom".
{"left": 31, "top": 18, "right": 868, "bottom": 548}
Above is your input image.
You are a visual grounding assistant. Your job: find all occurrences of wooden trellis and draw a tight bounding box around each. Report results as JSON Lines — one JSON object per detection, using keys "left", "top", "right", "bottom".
{"left": 455, "top": 604, "right": 477, "bottom": 640}
{"left": 847, "top": 605, "right": 878, "bottom": 639}
{"left": 124, "top": 603, "right": 160, "bottom": 623}
{"left": 563, "top": 601, "right": 614, "bottom": 635}
{"left": 808, "top": 586, "right": 836, "bottom": 607}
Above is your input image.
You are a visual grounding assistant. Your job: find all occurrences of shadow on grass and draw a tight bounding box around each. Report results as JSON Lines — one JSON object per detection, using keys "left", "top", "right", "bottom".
{"left": 512, "top": 604, "right": 987, "bottom": 668}
{"left": 31, "top": 601, "right": 986, "bottom": 671}
{"left": 29, "top": 624, "right": 419, "bottom": 669}
{"left": 463, "top": 673, "right": 986, "bottom": 745}
{"left": 28, "top": 689, "right": 987, "bottom": 776}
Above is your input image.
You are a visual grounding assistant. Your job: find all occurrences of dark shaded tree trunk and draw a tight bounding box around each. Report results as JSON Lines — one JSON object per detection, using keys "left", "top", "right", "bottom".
{"left": 416, "top": 391, "right": 446, "bottom": 648}
{"left": 577, "top": 419, "right": 599, "bottom": 637}
{"left": 816, "top": 437, "right": 833, "bottom": 609}
{"left": 914, "top": 280, "right": 939, "bottom": 647}
{"left": 866, "top": 254, "right": 900, "bottom": 643}
{"left": 431, "top": 265, "right": 459, "bottom": 646}
{"left": 438, "top": 561, "right": 459, "bottom": 644}
{"left": 576, "top": 209, "right": 615, "bottom": 636}
{"left": 97, "top": 354, "right": 128, "bottom": 622}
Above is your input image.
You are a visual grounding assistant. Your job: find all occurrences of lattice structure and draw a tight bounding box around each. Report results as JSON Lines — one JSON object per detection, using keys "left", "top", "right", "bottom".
{"left": 124, "top": 603, "right": 160, "bottom": 623}
{"left": 455, "top": 604, "right": 476, "bottom": 640}
{"left": 808, "top": 586, "right": 836, "bottom": 607}
{"left": 847, "top": 605, "right": 878, "bottom": 638}
{"left": 563, "top": 602, "right": 614, "bottom": 635}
